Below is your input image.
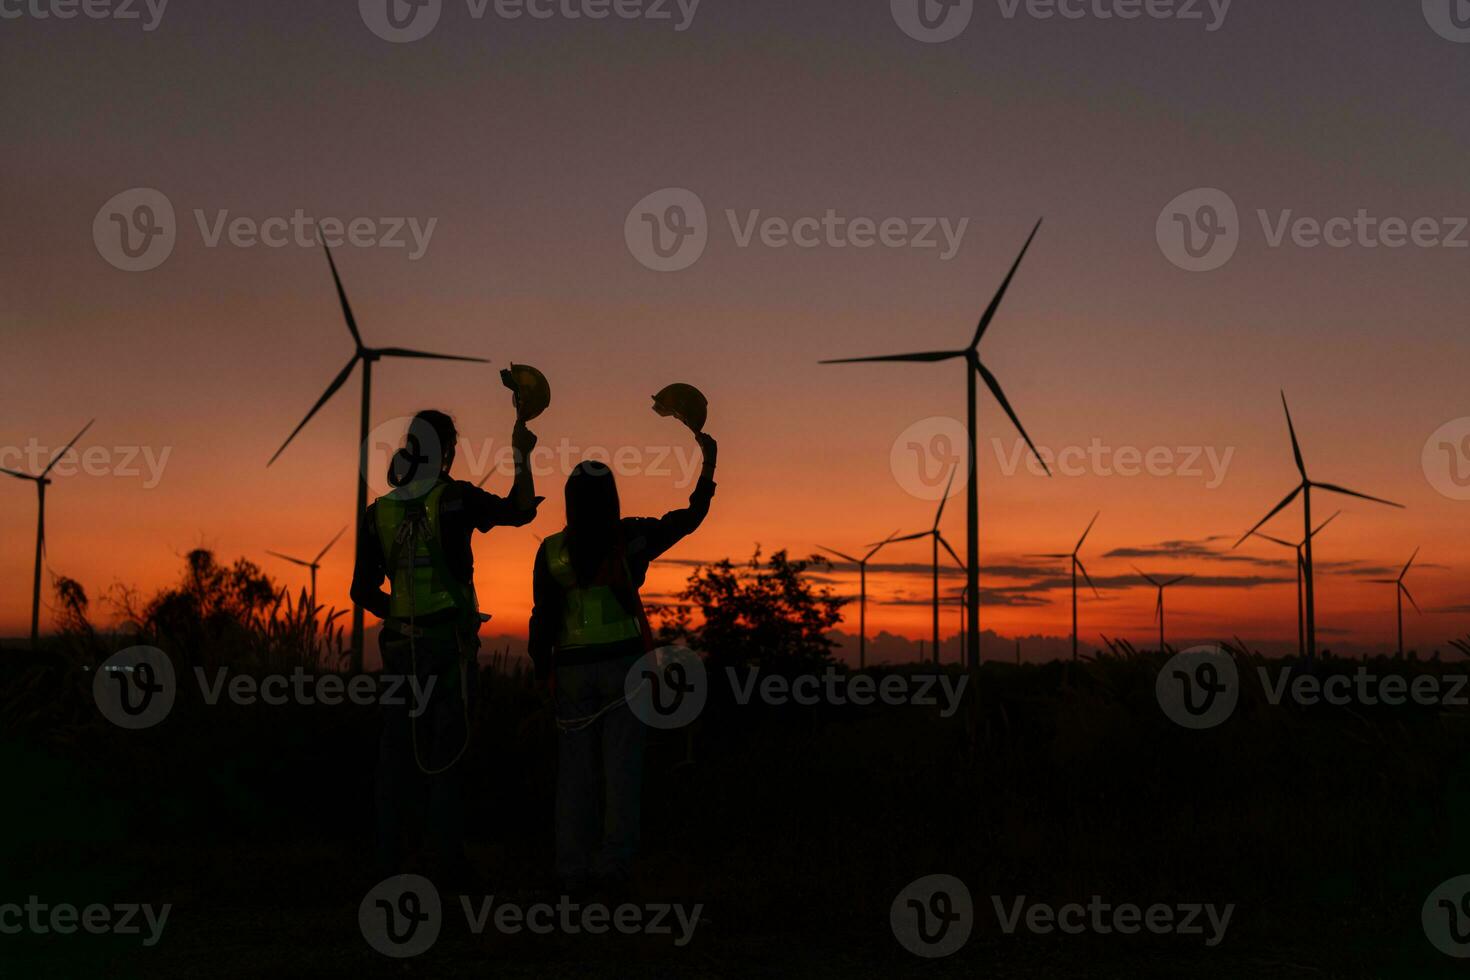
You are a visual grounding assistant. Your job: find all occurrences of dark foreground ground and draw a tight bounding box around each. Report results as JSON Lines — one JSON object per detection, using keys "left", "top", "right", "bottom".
{"left": 3, "top": 644, "right": 1468, "bottom": 978}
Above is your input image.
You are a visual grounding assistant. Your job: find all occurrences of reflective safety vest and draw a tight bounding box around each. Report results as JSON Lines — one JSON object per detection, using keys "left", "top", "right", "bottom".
{"left": 544, "top": 531, "right": 644, "bottom": 649}
{"left": 376, "top": 483, "right": 478, "bottom": 622}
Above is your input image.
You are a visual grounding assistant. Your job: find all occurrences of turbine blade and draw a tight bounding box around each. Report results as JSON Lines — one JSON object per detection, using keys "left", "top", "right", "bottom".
{"left": 1400, "top": 546, "right": 1420, "bottom": 580}
{"left": 266, "top": 550, "right": 314, "bottom": 568}
{"left": 377, "top": 347, "right": 490, "bottom": 363}
{"left": 1075, "top": 558, "right": 1100, "bottom": 598}
{"left": 315, "top": 525, "right": 349, "bottom": 563}
{"left": 1311, "top": 510, "right": 1341, "bottom": 539}
{"left": 1250, "top": 531, "right": 1297, "bottom": 550}
{"left": 1074, "top": 511, "right": 1100, "bottom": 553}
{"left": 1163, "top": 575, "right": 1190, "bottom": 587}
{"left": 0, "top": 467, "right": 34, "bottom": 481}
{"left": 864, "top": 530, "right": 903, "bottom": 561}
{"left": 319, "top": 232, "right": 364, "bottom": 351}
{"left": 887, "top": 532, "right": 930, "bottom": 544}
{"left": 1401, "top": 583, "right": 1422, "bottom": 614}
{"left": 818, "top": 546, "right": 861, "bottom": 565}
{"left": 1365, "top": 578, "right": 1398, "bottom": 584}
{"left": 40, "top": 419, "right": 96, "bottom": 478}
{"left": 976, "top": 362, "right": 1050, "bottom": 476}
{"left": 1131, "top": 564, "right": 1161, "bottom": 587}
{"left": 1154, "top": 592, "right": 1163, "bottom": 622}
{"left": 1233, "top": 485, "right": 1304, "bottom": 548}
{"left": 1031, "top": 552, "right": 1072, "bottom": 559}
{"left": 819, "top": 351, "right": 963, "bottom": 365}
{"left": 971, "top": 218, "right": 1043, "bottom": 349}
{"left": 267, "top": 355, "right": 360, "bottom": 466}
{"left": 1281, "top": 391, "right": 1307, "bottom": 480}
{"left": 1313, "top": 481, "right": 1404, "bottom": 510}
{"left": 933, "top": 465, "right": 958, "bottom": 528}
{"left": 936, "top": 533, "right": 965, "bottom": 571}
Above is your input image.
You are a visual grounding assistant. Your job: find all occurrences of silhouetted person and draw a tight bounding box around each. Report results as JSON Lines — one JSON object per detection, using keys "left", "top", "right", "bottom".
{"left": 352, "top": 409, "right": 539, "bottom": 883}
{"left": 528, "top": 433, "right": 716, "bottom": 894}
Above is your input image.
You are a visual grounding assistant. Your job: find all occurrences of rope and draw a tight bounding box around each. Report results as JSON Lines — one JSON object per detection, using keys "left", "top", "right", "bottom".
{"left": 398, "top": 511, "right": 472, "bottom": 777}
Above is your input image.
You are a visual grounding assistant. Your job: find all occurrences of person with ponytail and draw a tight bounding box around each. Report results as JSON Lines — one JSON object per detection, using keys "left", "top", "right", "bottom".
{"left": 528, "top": 431, "right": 716, "bottom": 895}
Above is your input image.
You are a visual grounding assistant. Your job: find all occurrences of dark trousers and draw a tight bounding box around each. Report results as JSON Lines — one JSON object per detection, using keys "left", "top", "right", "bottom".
{"left": 374, "top": 627, "right": 477, "bottom": 878}
{"left": 554, "top": 652, "right": 647, "bottom": 881}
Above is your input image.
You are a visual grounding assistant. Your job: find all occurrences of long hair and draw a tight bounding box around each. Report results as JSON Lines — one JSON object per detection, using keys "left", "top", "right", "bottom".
{"left": 389, "top": 409, "right": 457, "bottom": 488}
{"left": 564, "top": 460, "right": 623, "bottom": 585}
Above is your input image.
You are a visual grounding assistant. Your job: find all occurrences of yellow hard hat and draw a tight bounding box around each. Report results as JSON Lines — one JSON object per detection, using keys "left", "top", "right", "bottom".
{"left": 501, "top": 363, "right": 551, "bottom": 422}
{"left": 651, "top": 383, "right": 707, "bottom": 433}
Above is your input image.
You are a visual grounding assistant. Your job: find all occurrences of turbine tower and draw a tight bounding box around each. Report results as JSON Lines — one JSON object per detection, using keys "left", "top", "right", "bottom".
{"left": 817, "top": 531, "right": 900, "bottom": 670}
{"left": 1368, "top": 548, "right": 1421, "bottom": 657}
{"left": 887, "top": 467, "right": 965, "bottom": 665}
{"left": 821, "top": 221, "right": 1052, "bottom": 670}
{"left": 1249, "top": 511, "right": 1339, "bottom": 659}
{"left": 1032, "top": 512, "right": 1101, "bottom": 661}
{"left": 266, "top": 525, "right": 348, "bottom": 612}
{"left": 1235, "top": 392, "right": 1403, "bottom": 660}
{"left": 1132, "top": 566, "right": 1189, "bottom": 653}
{"left": 1, "top": 420, "right": 94, "bottom": 647}
{"left": 268, "top": 233, "right": 489, "bottom": 670}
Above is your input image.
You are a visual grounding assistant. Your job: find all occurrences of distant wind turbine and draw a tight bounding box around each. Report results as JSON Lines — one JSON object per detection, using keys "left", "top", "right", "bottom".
{"left": 817, "top": 530, "right": 901, "bottom": 670}
{"left": 1032, "top": 512, "right": 1101, "bottom": 661}
{"left": 821, "top": 220, "right": 1052, "bottom": 670}
{"left": 887, "top": 467, "right": 965, "bottom": 665}
{"left": 266, "top": 525, "right": 348, "bottom": 611}
{"left": 1234, "top": 392, "right": 1404, "bottom": 660}
{"left": 1249, "top": 510, "right": 1340, "bottom": 659}
{"left": 268, "top": 232, "right": 489, "bottom": 669}
{"left": 2, "top": 420, "right": 94, "bottom": 648}
{"left": 1132, "top": 566, "right": 1189, "bottom": 653}
{"left": 1368, "top": 548, "right": 1421, "bottom": 657}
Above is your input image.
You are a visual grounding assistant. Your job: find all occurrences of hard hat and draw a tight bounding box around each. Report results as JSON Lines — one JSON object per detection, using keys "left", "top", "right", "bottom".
{"left": 651, "top": 383, "right": 707, "bottom": 433}
{"left": 501, "top": 363, "right": 551, "bottom": 422}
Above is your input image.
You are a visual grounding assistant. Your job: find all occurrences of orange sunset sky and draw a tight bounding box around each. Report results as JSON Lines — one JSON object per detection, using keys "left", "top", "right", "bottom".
{"left": 4, "top": 1, "right": 1469, "bottom": 658}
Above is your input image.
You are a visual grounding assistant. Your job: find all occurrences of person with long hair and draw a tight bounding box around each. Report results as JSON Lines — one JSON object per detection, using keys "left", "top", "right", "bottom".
{"left": 528, "top": 431, "right": 716, "bottom": 894}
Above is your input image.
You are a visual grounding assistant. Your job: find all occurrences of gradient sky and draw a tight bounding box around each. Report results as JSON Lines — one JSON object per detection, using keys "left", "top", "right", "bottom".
{"left": 4, "top": 0, "right": 1469, "bottom": 656}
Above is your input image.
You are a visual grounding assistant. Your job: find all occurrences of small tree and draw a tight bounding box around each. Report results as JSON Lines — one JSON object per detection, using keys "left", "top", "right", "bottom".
{"left": 653, "top": 548, "right": 846, "bottom": 672}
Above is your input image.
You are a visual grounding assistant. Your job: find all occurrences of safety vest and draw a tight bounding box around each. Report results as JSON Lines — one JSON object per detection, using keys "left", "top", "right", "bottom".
{"left": 375, "top": 483, "right": 477, "bottom": 622}
{"left": 544, "top": 531, "right": 644, "bottom": 649}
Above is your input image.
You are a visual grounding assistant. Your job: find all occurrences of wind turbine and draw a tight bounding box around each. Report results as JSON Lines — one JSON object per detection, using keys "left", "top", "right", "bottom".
{"left": 887, "top": 467, "right": 964, "bottom": 665}
{"left": 1249, "top": 511, "right": 1340, "bottom": 659}
{"left": 1, "top": 420, "right": 94, "bottom": 647}
{"left": 817, "top": 531, "right": 900, "bottom": 670}
{"left": 268, "top": 233, "right": 489, "bottom": 669}
{"left": 1368, "top": 548, "right": 1420, "bottom": 657}
{"left": 1132, "top": 566, "right": 1189, "bottom": 653}
{"left": 1032, "top": 512, "right": 1101, "bottom": 661}
{"left": 266, "top": 525, "right": 348, "bottom": 611}
{"left": 820, "top": 220, "right": 1052, "bottom": 670}
{"left": 1235, "top": 393, "right": 1404, "bottom": 660}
